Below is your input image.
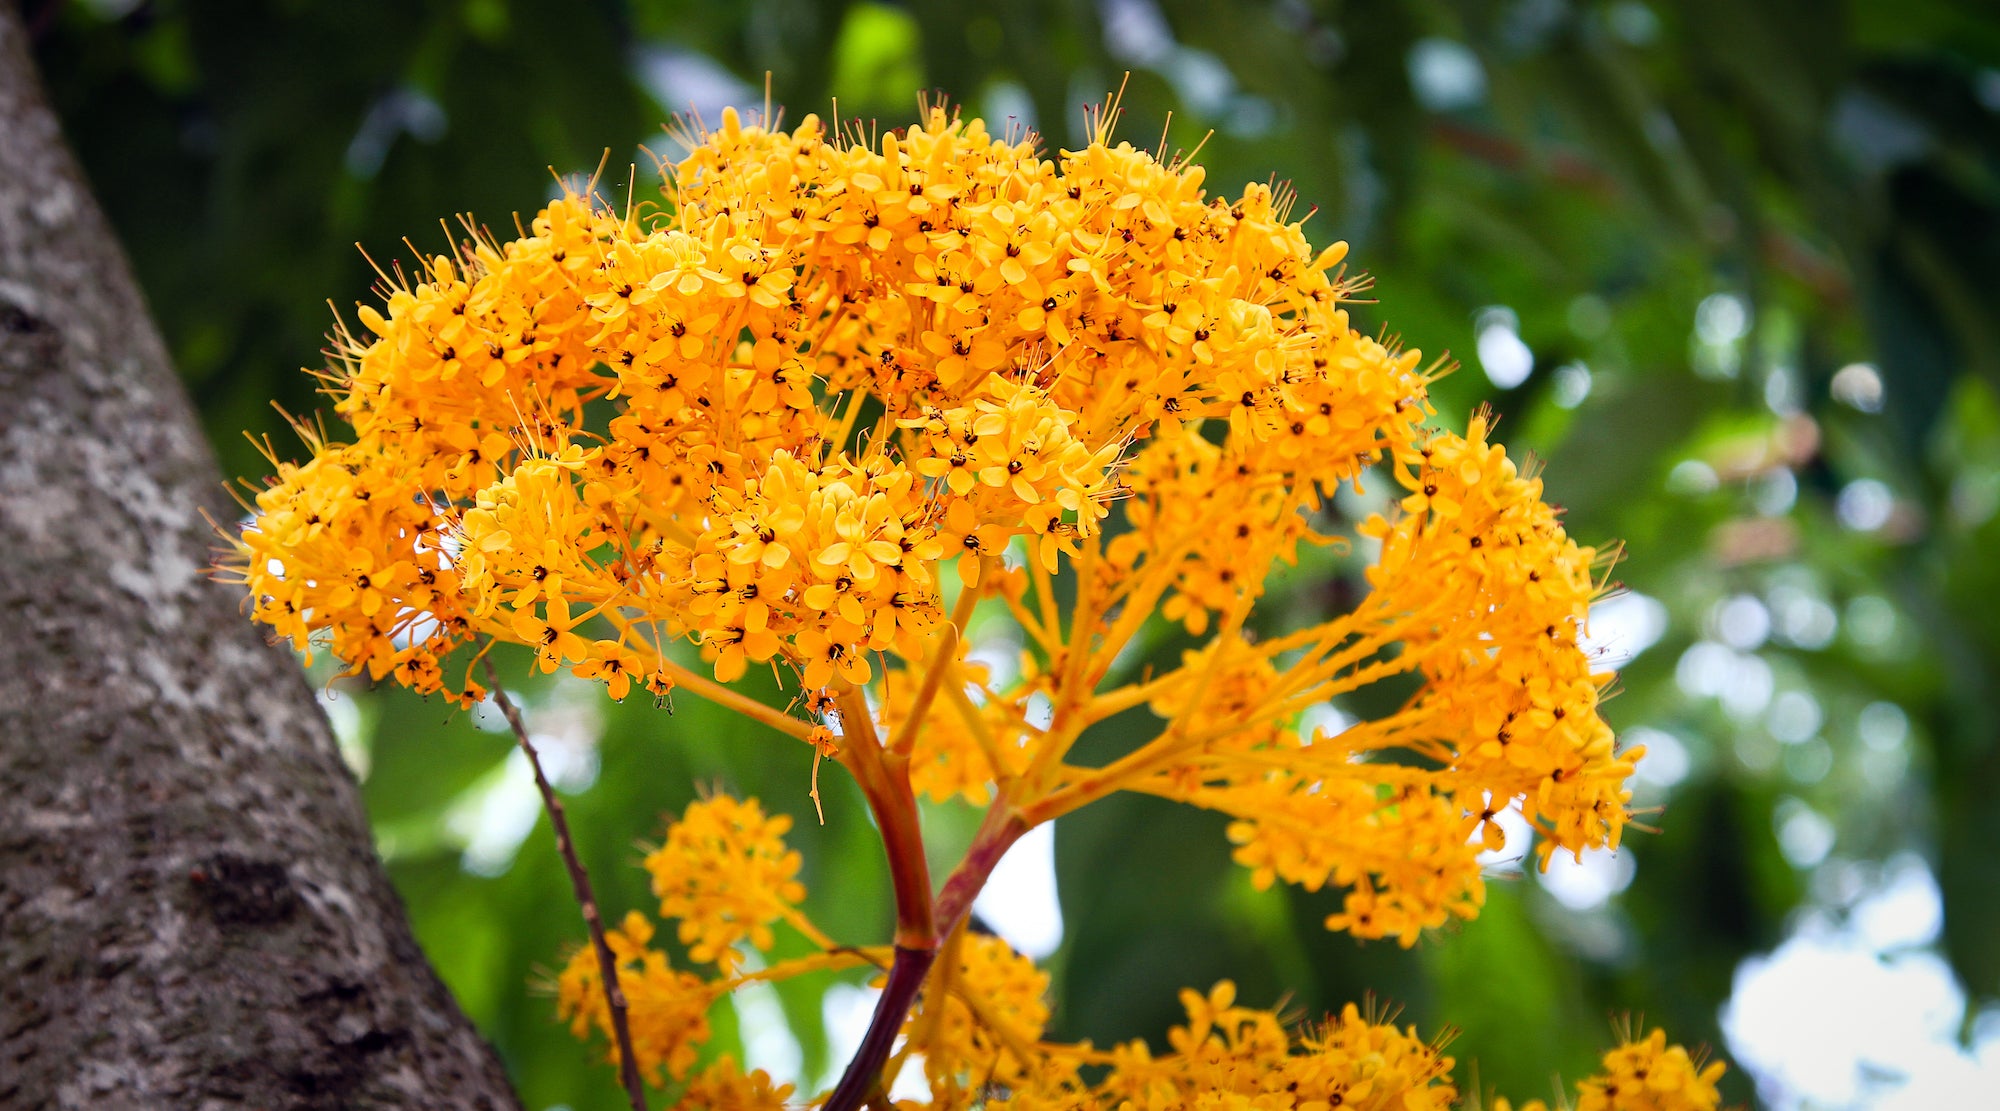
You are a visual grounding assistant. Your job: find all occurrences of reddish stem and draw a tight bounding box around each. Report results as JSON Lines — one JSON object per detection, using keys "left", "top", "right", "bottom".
{"left": 935, "top": 804, "right": 1029, "bottom": 932}
{"left": 834, "top": 685, "right": 935, "bottom": 949}
{"left": 822, "top": 945, "right": 937, "bottom": 1111}
{"left": 822, "top": 801, "right": 1029, "bottom": 1111}
{"left": 869, "top": 764, "right": 937, "bottom": 947}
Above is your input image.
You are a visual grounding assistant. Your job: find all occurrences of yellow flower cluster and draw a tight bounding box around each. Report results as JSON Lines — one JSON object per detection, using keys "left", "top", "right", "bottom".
{"left": 1061, "top": 419, "right": 1633, "bottom": 946}
{"left": 1572, "top": 1029, "right": 1727, "bottom": 1111}
{"left": 555, "top": 911, "right": 714, "bottom": 1086}
{"left": 1491, "top": 1027, "right": 1727, "bottom": 1111}
{"left": 905, "top": 932, "right": 1055, "bottom": 1096}
{"left": 232, "top": 91, "right": 1685, "bottom": 1107}
{"left": 676, "top": 1056, "right": 797, "bottom": 1109}
{"left": 643, "top": 796, "right": 808, "bottom": 971}
{"left": 1367, "top": 416, "right": 1637, "bottom": 871}
{"left": 238, "top": 101, "right": 1321, "bottom": 702}
{"left": 556, "top": 797, "right": 842, "bottom": 1097}
{"left": 557, "top": 793, "right": 1726, "bottom": 1111}
{"left": 1054, "top": 984, "right": 1460, "bottom": 1111}
{"left": 231, "top": 97, "right": 1637, "bottom": 942}
{"left": 557, "top": 896, "right": 1463, "bottom": 1110}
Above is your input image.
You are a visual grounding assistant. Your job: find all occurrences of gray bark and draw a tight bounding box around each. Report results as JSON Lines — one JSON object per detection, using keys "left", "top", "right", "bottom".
{"left": 0, "top": 8, "right": 522, "bottom": 1109}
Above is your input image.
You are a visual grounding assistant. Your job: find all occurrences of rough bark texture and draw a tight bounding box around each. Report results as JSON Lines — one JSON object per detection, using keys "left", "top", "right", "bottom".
{"left": 0, "top": 8, "right": 523, "bottom": 1109}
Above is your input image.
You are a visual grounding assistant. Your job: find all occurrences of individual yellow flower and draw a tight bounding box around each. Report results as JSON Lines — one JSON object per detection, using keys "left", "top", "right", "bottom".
{"left": 572, "top": 640, "right": 643, "bottom": 701}
{"left": 510, "top": 597, "right": 591, "bottom": 674}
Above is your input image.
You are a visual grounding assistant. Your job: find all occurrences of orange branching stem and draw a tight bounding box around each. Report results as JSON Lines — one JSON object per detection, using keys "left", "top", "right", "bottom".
{"left": 888, "top": 570, "right": 983, "bottom": 758}
{"left": 480, "top": 660, "right": 647, "bottom": 1111}
{"left": 604, "top": 611, "right": 816, "bottom": 742}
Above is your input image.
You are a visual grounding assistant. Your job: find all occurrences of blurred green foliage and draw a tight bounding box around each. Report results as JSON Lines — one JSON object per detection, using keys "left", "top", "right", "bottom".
{"left": 35, "top": 0, "right": 2000, "bottom": 1107}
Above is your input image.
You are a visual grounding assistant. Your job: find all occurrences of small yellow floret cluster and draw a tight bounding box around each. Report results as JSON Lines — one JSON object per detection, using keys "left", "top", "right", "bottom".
{"left": 1055, "top": 984, "right": 1460, "bottom": 1111}
{"left": 1492, "top": 1027, "right": 1727, "bottom": 1111}
{"left": 909, "top": 932, "right": 1055, "bottom": 1095}
{"left": 642, "top": 795, "right": 806, "bottom": 971}
{"left": 555, "top": 911, "right": 713, "bottom": 1086}
{"left": 556, "top": 797, "right": 824, "bottom": 1094}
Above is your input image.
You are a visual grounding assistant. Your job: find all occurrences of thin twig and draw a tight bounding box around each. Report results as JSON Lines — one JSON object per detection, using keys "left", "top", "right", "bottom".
{"left": 482, "top": 658, "right": 647, "bottom": 1111}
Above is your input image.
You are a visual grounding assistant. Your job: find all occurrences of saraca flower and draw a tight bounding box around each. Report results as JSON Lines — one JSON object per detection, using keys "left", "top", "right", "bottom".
{"left": 229, "top": 92, "right": 1719, "bottom": 1110}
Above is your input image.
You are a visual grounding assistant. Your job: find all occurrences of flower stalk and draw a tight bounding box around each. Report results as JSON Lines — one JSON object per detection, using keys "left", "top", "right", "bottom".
{"left": 823, "top": 785, "right": 1029, "bottom": 1111}
{"left": 822, "top": 945, "right": 936, "bottom": 1111}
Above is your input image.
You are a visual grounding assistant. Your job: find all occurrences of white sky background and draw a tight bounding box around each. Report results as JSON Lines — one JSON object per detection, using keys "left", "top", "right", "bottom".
{"left": 1723, "top": 856, "right": 2000, "bottom": 1109}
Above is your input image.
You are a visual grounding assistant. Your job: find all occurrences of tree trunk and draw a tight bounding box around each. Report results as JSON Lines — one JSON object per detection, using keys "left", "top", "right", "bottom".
{"left": 0, "top": 8, "right": 522, "bottom": 1109}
